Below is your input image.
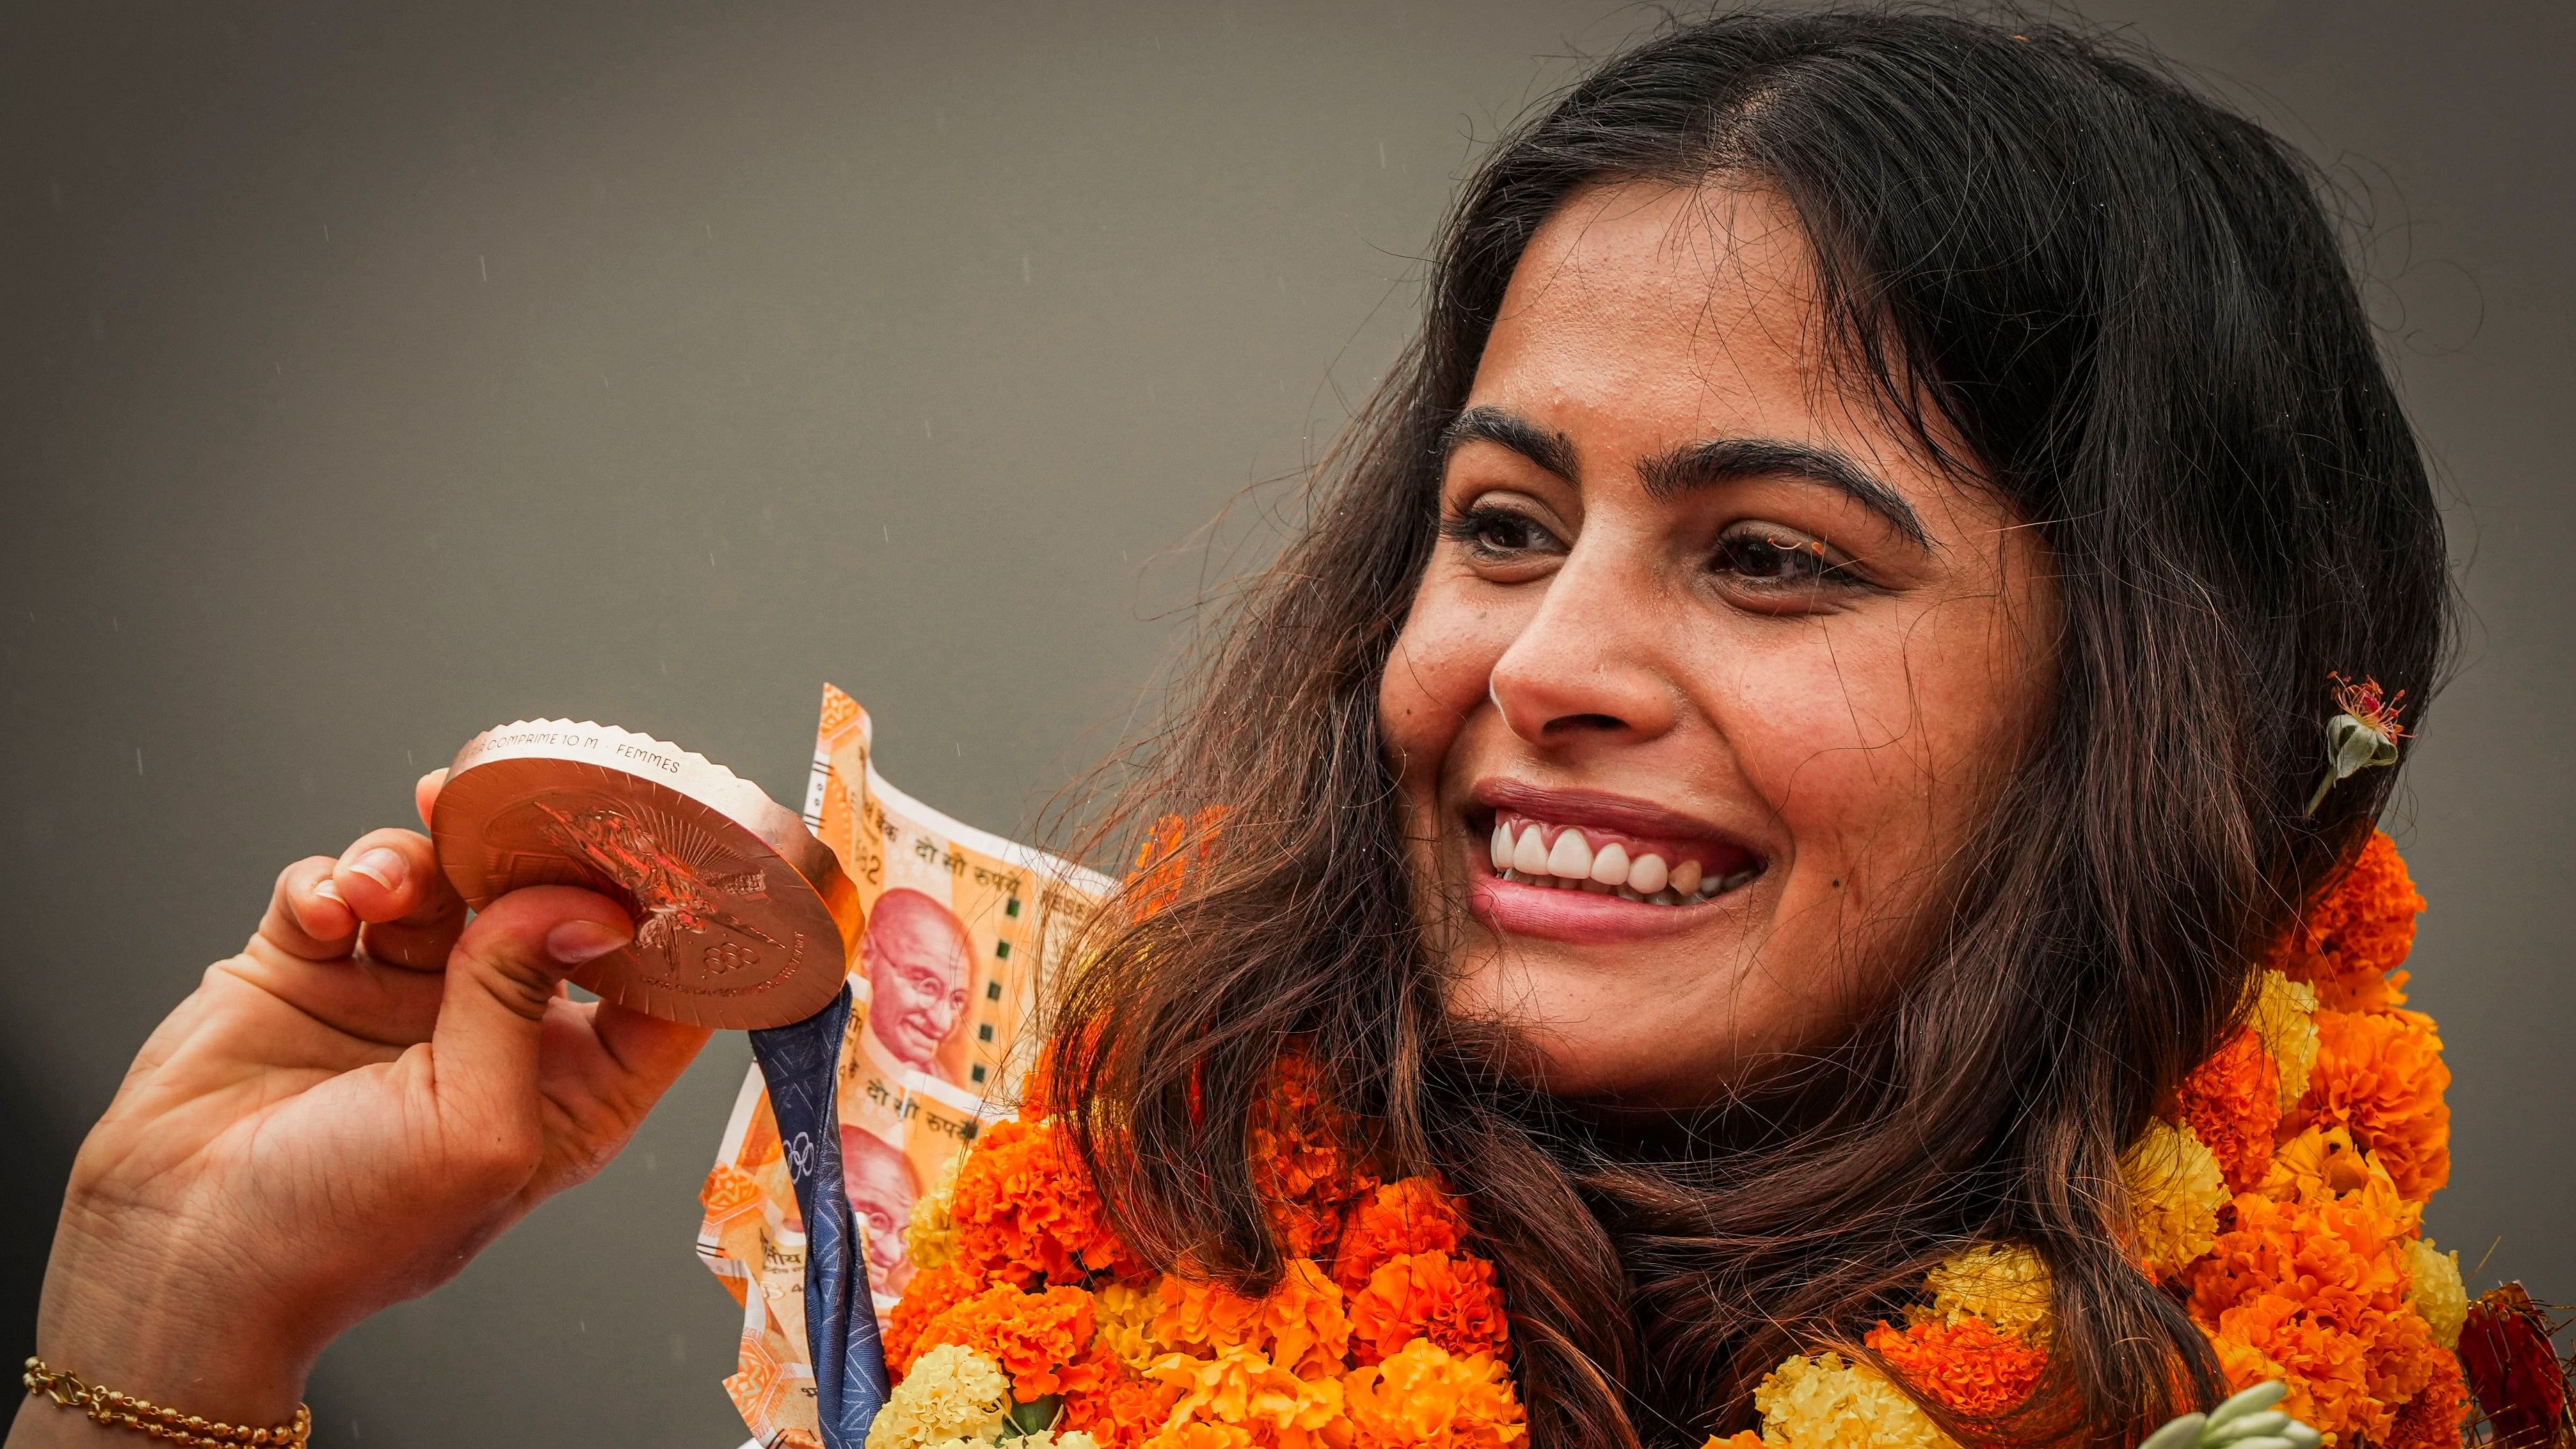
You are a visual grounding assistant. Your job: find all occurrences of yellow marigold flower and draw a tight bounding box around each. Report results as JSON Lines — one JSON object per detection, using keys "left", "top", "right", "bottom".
{"left": 2260, "top": 1126, "right": 2421, "bottom": 1242}
{"left": 2250, "top": 969, "right": 2321, "bottom": 1112}
{"left": 906, "top": 1146, "right": 967, "bottom": 1273}
{"left": 1014, "top": 1436, "right": 1100, "bottom": 1449}
{"left": 1150, "top": 1345, "right": 1346, "bottom": 1445}
{"left": 1342, "top": 1337, "right": 1527, "bottom": 1446}
{"left": 1924, "top": 1244, "right": 2053, "bottom": 1342}
{"left": 866, "top": 1343, "right": 1010, "bottom": 1449}
{"left": 1092, "top": 1276, "right": 1163, "bottom": 1372}
{"left": 2122, "top": 1121, "right": 2227, "bottom": 1279}
{"left": 1754, "top": 1351, "right": 1952, "bottom": 1449}
{"left": 2406, "top": 1237, "right": 2467, "bottom": 1350}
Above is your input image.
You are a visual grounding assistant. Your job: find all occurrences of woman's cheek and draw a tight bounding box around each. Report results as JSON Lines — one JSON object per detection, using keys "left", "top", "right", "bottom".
{"left": 1378, "top": 577, "right": 1517, "bottom": 783}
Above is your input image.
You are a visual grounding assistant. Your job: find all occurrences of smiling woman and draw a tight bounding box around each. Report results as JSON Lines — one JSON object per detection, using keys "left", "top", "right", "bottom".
{"left": 1037, "top": 10, "right": 2448, "bottom": 1449}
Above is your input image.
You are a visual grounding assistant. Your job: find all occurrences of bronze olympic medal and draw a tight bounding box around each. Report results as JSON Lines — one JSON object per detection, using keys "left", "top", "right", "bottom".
{"left": 431, "top": 720, "right": 857, "bottom": 1029}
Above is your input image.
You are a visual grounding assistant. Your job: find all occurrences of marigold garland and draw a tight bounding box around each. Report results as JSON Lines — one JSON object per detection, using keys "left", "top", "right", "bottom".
{"left": 870, "top": 1053, "right": 1528, "bottom": 1449}
{"left": 1743, "top": 830, "right": 2465, "bottom": 1449}
{"left": 876, "top": 832, "right": 2465, "bottom": 1449}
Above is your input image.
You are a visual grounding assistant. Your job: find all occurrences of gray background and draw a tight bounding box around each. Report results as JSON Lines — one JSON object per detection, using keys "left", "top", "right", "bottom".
{"left": 3, "top": 3, "right": 2566, "bottom": 1444}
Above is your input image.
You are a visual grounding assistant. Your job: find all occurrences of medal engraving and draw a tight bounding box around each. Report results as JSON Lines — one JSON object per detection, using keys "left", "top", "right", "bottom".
{"left": 432, "top": 720, "right": 857, "bottom": 1028}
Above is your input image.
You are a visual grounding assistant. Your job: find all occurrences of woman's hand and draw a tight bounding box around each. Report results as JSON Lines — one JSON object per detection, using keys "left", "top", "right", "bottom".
{"left": 11, "top": 773, "right": 713, "bottom": 1443}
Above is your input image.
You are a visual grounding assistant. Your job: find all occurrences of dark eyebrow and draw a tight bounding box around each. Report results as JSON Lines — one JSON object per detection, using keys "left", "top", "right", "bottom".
{"left": 1639, "top": 436, "right": 1932, "bottom": 551}
{"left": 1439, "top": 404, "right": 1581, "bottom": 482}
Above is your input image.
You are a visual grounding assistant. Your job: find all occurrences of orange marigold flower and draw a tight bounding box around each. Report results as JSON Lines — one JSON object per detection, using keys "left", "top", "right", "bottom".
{"left": 1249, "top": 1052, "right": 1377, "bottom": 1260}
{"left": 2184, "top": 1188, "right": 2438, "bottom": 1445}
{"left": 1699, "top": 1436, "right": 1764, "bottom": 1449}
{"left": 2270, "top": 831, "right": 2424, "bottom": 1013}
{"left": 1060, "top": 1350, "right": 1184, "bottom": 1449}
{"left": 914, "top": 1282, "right": 1099, "bottom": 1400}
{"left": 1143, "top": 1426, "right": 1256, "bottom": 1449}
{"left": 1126, "top": 807, "right": 1227, "bottom": 923}
{"left": 887, "top": 1255, "right": 987, "bottom": 1377}
{"left": 1342, "top": 1338, "right": 1527, "bottom": 1448}
{"left": 1149, "top": 1345, "right": 1346, "bottom": 1449}
{"left": 1152, "top": 1260, "right": 1353, "bottom": 1379}
{"left": 2384, "top": 1345, "right": 2470, "bottom": 1449}
{"left": 1334, "top": 1178, "right": 1472, "bottom": 1294}
{"left": 1864, "top": 1316, "right": 2051, "bottom": 1418}
{"left": 946, "top": 1116, "right": 1145, "bottom": 1284}
{"left": 2177, "top": 1028, "right": 2283, "bottom": 1194}
{"left": 1349, "top": 1251, "right": 1510, "bottom": 1367}
{"left": 2289, "top": 1008, "right": 2451, "bottom": 1203}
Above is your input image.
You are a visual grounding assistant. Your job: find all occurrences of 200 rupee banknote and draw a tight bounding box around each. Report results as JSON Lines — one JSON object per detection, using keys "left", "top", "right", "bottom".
{"left": 696, "top": 684, "right": 1111, "bottom": 1448}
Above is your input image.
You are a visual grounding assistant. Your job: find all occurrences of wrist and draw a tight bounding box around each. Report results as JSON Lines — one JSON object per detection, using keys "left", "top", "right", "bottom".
{"left": 30, "top": 1200, "right": 317, "bottom": 1430}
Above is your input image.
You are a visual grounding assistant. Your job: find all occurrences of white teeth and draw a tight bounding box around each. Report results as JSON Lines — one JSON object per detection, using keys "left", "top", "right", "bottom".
{"left": 1486, "top": 816, "right": 1755, "bottom": 907}
{"left": 1589, "top": 841, "right": 1630, "bottom": 885}
{"left": 1627, "top": 853, "right": 1668, "bottom": 894}
{"left": 1547, "top": 828, "right": 1593, "bottom": 878}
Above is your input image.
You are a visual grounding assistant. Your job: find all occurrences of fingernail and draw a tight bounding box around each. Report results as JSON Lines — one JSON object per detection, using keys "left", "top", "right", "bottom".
{"left": 347, "top": 847, "right": 407, "bottom": 892}
{"left": 546, "top": 919, "right": 630, "bottom": 965}
{"left": 311, "top": 878, "right": 345, "bottom": 906}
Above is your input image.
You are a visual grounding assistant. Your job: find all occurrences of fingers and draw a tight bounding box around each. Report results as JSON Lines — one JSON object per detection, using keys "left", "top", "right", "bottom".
{"left": 326, "top": 828, "right": 466, "bottom": 971}
{"left": 415, "top": 768, "right": 447, "bottom": 830}
{"left": 261, "top": 857, "right": 359, "bottom": 960}
{"left": 523, "top": 1000, "right": 713, "bottom": 1201}
{"left": 429, "top": 885, "right": 634, "bottom": 1169}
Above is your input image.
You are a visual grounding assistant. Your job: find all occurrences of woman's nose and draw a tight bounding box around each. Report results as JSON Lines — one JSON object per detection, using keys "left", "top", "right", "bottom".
{"left": 1485, "top": 550, "right": 1681, "bottom": 747}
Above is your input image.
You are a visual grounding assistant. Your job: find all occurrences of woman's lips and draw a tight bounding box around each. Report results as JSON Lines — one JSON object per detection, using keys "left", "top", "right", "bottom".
{"left": 1468, "top": 866, "right": 1751, "bottom": 943}
{"left": 1463, "top": 782, "right": 1768, "bottom": 942}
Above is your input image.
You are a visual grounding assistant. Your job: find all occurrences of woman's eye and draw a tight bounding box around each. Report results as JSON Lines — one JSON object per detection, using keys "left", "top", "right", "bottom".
{"left": 1439, "top": 504, "right": 1563, "bottom": 560}
{"left": 1709, "top": 525, "right": 1866, "bottom": 592}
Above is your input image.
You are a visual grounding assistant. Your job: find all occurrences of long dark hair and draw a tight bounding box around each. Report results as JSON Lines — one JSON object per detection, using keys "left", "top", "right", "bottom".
{"left": 1042, "top": 10, "right": 2451, "bottom": 1448}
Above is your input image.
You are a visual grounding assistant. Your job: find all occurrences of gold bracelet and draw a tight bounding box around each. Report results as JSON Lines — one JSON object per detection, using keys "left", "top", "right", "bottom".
{"left": 21, "top": 1358, "right": 310, "bottom": 1448}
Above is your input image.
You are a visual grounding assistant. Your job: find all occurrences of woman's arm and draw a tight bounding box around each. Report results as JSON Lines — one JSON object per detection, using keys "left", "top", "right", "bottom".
{"left": 9, "top": 774, "right": 711, "bottom": 1446}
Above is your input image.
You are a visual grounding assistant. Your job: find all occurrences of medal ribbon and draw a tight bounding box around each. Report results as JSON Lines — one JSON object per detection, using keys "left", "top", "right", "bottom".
{"left": 750, "top": 984, "right": 891, "bottom": 1448}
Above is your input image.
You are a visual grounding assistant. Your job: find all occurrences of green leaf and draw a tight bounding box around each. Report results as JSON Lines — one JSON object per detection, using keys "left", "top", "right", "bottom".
{"left": 1005, "top": 1395, "right": 1064, "bottom": 1438}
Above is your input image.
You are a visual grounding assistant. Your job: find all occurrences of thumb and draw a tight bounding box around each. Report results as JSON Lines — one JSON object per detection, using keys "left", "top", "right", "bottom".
{"left": 431, "top": 887, "right": 633, "bottom": 1141}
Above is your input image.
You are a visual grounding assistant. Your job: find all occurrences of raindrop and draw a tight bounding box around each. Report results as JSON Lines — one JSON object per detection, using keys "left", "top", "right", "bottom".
{"left": 479, "top": 254, "right": 488, "bottom": 283}
{"left": 1378, "top": 140, "right": 1388, "bottom": 170}
{"left": 134, "top": 747, "right": 143, "bottom": 777}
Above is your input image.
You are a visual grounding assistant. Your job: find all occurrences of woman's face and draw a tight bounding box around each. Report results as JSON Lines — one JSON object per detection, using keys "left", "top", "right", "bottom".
{"left": 1381, "top": 182, "right": 2056, "bottom": 1105}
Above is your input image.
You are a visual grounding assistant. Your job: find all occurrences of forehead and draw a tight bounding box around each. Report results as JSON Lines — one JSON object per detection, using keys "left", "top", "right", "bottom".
{"left": 1477, "top": 181, "right": 1857, "bottom": 448}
